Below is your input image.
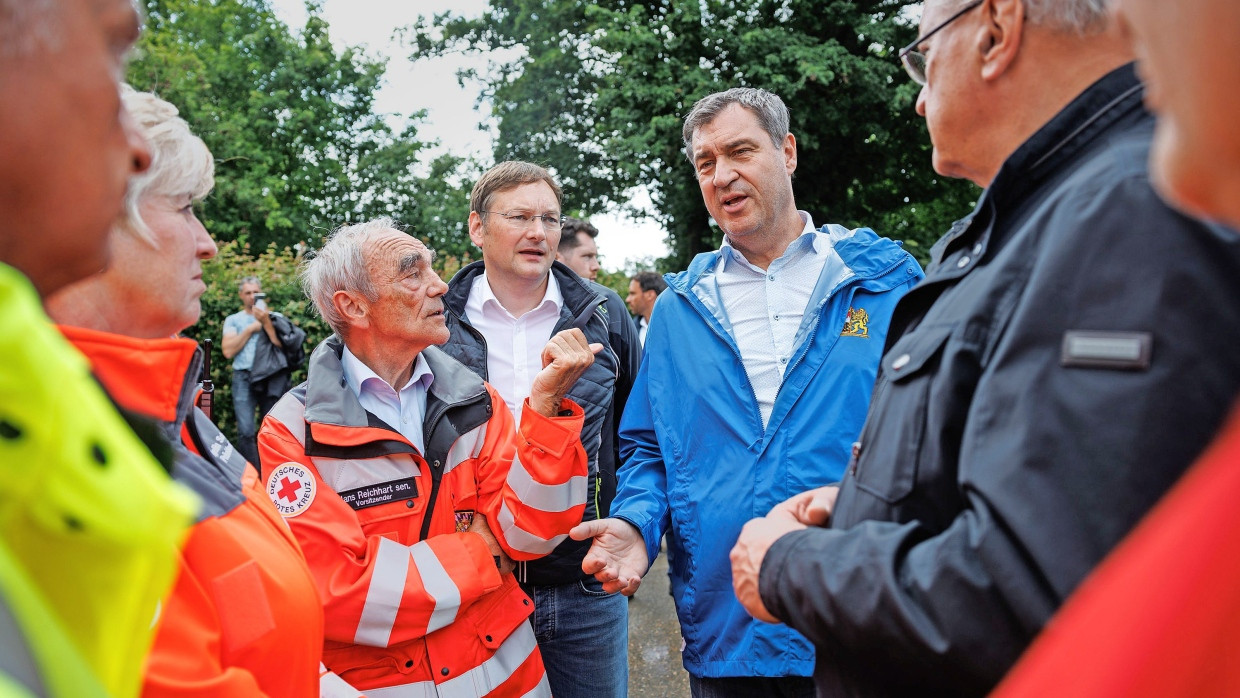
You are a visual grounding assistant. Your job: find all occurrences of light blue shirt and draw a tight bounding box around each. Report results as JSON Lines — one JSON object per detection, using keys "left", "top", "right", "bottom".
{"left": 716, "top": 211, "right": 838, "bottom": 428}
{"left": 224, "top": 310, "right": 261, "bottom": 370}
{"left": 339, "top": 346, "right": 435, "bottom": 454}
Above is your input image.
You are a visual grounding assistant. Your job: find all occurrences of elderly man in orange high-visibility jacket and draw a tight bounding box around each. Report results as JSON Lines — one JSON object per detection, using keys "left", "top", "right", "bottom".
{"left": 258, "top": 218, "right": 599, "bottom": 697}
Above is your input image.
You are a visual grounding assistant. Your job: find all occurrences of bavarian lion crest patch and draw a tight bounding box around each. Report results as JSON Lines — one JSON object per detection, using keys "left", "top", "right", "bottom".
{"left": 266, "top": 463, "right": 316, "bottom": 518}
{"left": 842, "top": 307, "right": 870, "bottom": 338}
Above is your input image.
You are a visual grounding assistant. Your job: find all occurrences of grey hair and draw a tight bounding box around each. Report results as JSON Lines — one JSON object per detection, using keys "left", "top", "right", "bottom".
{"left": 118, "top": 86, "right": 215, "bottom": 244}
{"left": 300, "top": 217, "right": 398, "bottom": 337}
{"left": 682, "top": 87, "right": 790, "bottom": 163}
{"left": 1025, "top": 0, "right": 1111, "bottom": 35}
{"left": 936, "top": 0, "right": 1112, "bottom": 35}
{"left": 0, "top": 0, "right": 60, "bottom": 58}
{"left": 238, "top": 276, "right": 261, "bottom": 291}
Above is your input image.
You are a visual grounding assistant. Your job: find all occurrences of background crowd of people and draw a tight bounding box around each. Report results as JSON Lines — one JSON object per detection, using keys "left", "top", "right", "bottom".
{"left": 2, "top": 0, "right": 1239, "bottom": 696}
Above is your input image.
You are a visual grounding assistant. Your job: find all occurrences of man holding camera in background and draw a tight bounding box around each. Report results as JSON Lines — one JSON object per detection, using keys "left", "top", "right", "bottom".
{"left": 223, "top": 275, "right": 302, "bottom": 466}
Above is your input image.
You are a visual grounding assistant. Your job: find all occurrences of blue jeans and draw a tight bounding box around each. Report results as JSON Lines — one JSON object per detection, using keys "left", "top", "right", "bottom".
{"left": 231, "top": 369, "right": 259, "bottom": 466}
{"left": 521, "top": 577, "right": 628, "bottom": 698}
{"left": 689, "top": 675, "right": 816, "bottom": 698}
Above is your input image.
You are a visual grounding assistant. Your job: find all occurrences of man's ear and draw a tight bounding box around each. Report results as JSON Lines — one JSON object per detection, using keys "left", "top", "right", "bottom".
{"left": 980, "top": 0, "right": 1024, "bottom": 82}
{"left": 782, "top": 133, "right": 798, "bottom": 176}
{"left": 468, "top": 211, "right": 485, "bottom": 248}
{"left": 332, "top": 290, "right": 368, "bottom": 331}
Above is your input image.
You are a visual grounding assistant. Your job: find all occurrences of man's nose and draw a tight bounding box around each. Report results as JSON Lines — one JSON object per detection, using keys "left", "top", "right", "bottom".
{"left": 712, "top": 159, "right": 738, "bottom": 188}
{"left": 915, "top": 85, "right": 929, "bottom": 117}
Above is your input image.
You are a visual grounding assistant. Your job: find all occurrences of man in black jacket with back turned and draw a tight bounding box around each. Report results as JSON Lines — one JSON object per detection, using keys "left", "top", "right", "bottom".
{"left": 729, "top": 0, "right": 1240, "bottom": 695}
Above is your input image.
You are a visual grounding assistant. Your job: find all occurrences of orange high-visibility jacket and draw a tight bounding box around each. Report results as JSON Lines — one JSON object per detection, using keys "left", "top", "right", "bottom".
{"left": 61, "top": 326, "right": 355, "bottom": 698}
{"left": 258, "top": 339, "right": 588, "bottom": 696}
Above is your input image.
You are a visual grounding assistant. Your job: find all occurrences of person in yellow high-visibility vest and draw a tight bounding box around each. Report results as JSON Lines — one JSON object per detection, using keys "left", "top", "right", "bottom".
{"left": 0, "top": 0, "right": 199, "bottom": 695}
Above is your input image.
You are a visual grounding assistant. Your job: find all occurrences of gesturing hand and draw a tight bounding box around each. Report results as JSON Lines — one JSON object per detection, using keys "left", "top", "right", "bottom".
{"left": 569, "top": 518, "right": 648, "bottom": 596}
{"left": 528, "top": 328, "right": 603, "bottom": 418}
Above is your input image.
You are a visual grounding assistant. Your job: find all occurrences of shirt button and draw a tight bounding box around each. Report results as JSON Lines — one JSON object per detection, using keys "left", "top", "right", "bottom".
{"left": 892, "top": 354, "right": 911, "bottom": 370}
{"left": 779, "top": 357, "right": 788, "bottom": 365}
{"left": 441, "top": 667, "right": 450, "bottom": 676}
{"left": 768, "top": 274, "right": 775, "bottom": 281}
{"left": 957, "top": 256, "right": 971, "bottom": 268}
{"left": 773, "top": 315, "right": 781, "bottom": 321}
{"left": 406, "top": 500, "right": 414, "bottom": 508}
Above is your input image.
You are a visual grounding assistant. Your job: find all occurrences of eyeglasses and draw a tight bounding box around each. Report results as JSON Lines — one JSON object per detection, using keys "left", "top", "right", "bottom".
{"left": 898, "top": 0, "right": 984, "bottom": 86}
{"left": 480, "top": 210, "right": 565, "bottom": 231}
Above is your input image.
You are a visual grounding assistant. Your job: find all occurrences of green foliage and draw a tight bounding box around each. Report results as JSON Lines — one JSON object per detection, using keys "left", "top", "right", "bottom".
{"left": 596, "top": 268, "right": 633, "bottom": 301}
{"left": 129, "top": 0, "right": 476, "bottom": 255}
{"left": 182, "top": 241, "right": 315, "bottom": 441}
{"left": 409, "top": 0, "right": 978, "bottom": 270}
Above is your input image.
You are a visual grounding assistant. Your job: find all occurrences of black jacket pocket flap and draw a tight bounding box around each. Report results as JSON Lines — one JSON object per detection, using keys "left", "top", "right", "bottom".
{"left": 884, "top": 324, "right": 955, "bottom": 379}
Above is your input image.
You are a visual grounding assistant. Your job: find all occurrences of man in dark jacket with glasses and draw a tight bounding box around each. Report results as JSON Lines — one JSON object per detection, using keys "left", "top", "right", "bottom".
{"left": 732, "top": 0, "right": 1240, "bottom": 695}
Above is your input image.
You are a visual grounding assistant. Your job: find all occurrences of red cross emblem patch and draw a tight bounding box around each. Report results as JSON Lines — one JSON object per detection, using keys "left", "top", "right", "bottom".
{"left": 266, "top": 463, "right": 316, "bottom": 518}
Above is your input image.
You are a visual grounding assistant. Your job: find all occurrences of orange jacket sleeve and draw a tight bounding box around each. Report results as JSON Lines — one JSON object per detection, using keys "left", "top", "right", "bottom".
{"left": 472, "top": 387, "right": 589, "bottom": 561}
{"left": 258, "top": 417, "right": 505, "bottom": 649}
{"left": 142, "top": 551, "right": 268, "bottom": 697}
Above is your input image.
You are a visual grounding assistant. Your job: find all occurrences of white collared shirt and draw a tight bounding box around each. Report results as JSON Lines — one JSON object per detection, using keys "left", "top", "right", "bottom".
{"left": 340, "top": 345, "right": 434, "bottom": 454}
{"left": 717, "top": 211, "right": 829, "bottom": 428}
{"left": 636, "top": 316, "right": 649, "bottom": 347}
{"left": 463, "top": 271, "right": 564, "bottom": 423}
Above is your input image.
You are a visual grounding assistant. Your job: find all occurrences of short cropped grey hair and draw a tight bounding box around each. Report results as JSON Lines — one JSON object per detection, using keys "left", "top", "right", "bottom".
{"left": 118, "top": 86, "right": 215, "bottom": 244}
{"left": 0, "top": 0, "right": 59, "bottom": 58}
{"left": 1025, "top": 0, "right": 1111, "bottom": 34}
{"left": 238, "top": 276, "right": 261, "bottom": 291}
{"left": 936, "top": 0, "right": 1111, "bottom": 35}
{"left": 682, "top": 88, "right": 790, "bottom": 163}
{"left": 301, "top": 217, "right": 398, "bottom": 337}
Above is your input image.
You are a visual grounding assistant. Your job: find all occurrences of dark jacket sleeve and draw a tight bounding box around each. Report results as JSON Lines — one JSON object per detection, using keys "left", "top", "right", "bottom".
{"left": 247, "top": 334, "right": 286, "bottom": 384}
{"left": 598, "top": 286, "right": 641, "bottom": 428}
{"left": 271, "top": 313, "right": 307, "bottom": 367}
{"left": 589, "top": 284, "right": 641, "bottom": 517}
{"left": 759, "top": 174, "right": 1240, "bottom": 696}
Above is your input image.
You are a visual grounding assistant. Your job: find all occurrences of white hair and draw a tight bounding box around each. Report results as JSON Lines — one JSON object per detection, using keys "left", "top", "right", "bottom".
{"left": 0, "top": 0, "right": 60, "bottom": 58}
{"left": 118, "top": 86, "right": 215, "bottom": 243}
{"left": 300, "top": 217, "right": 400, "bottom": 337}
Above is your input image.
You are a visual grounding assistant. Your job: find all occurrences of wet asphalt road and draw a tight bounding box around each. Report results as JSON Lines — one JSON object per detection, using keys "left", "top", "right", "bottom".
{"left": 626, "top": 548, "right": 691, "bottom": 697}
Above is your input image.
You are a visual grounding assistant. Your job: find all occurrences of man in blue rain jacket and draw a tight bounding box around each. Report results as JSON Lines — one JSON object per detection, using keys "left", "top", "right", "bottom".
{"left": 571, "top": 87, "right": 923, "bottom": 696}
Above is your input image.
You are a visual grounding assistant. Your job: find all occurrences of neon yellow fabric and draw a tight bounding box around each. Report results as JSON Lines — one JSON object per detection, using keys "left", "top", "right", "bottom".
{"left": 0, "top": 262, "right": 198, "bottom": 697}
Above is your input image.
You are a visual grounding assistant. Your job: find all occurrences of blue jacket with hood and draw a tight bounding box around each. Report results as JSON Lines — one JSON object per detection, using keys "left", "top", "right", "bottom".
{"left": 610, "top": 224, "right": 923, "bottom": 678}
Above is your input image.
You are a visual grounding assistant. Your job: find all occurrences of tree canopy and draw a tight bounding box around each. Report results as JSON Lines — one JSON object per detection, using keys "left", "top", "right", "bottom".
{"left": 129, "top": 0, "right": 477, "bottom": 256}
{"left": 409, "top": 0, "right": 977, "bottom": 269}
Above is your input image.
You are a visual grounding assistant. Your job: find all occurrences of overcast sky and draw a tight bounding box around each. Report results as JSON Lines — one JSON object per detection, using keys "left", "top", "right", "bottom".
{"left": 267, "top": 0, "right": 669, "bottom": 271}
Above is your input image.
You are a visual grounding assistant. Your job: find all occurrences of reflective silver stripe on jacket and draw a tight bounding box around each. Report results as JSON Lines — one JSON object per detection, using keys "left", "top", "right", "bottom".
{"left": 360, "top": 623, "right": 547, "bottom": 697}
{"left": 409, "top": 541, "right": 461, "bottom": 634}
{"left": 504, "top": 452, "right": 587, "bottom": 513}
{"left": 354, "top": 537, "right": 409, "bottom": 647}
{"left": 495, "top": 500, "right": 569, "bottom": 556}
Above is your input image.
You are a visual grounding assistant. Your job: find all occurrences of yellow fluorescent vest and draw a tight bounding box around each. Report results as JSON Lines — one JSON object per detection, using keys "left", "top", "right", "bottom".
{"left": 0, "top": 263, "right": 198, "bottom": 697}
